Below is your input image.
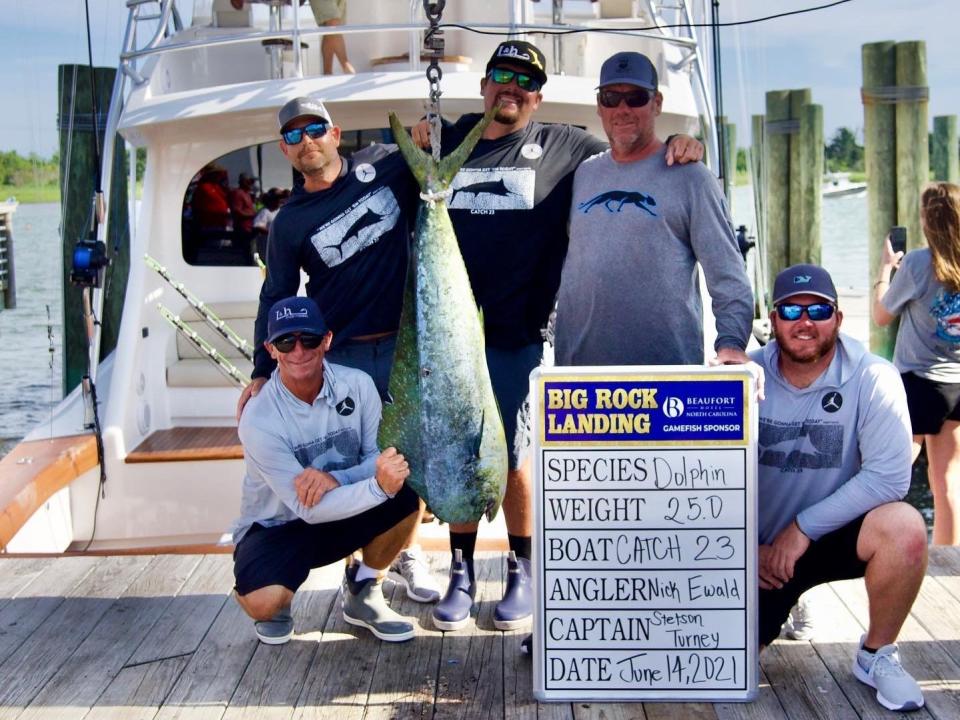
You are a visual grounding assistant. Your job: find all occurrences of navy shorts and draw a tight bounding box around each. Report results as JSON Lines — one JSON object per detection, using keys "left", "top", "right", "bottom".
{"left": 233, "top": 483, "right": 419, "bottom": 596}
{"left": 486, "top": 343, "right": 542, "bottom": 469}
{"left": 758, "top": 514, "right": 867, "bottom": 647}
{"left": 900, "top": 371, "right": 960, "bottom": 435}
{"left": 327, "top": 333, "right": 397, "bottom": 402}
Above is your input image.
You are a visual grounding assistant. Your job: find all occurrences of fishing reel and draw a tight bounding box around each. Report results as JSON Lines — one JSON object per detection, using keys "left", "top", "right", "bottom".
{"left": 70, "top": 236, "right": 109, "bottom": 288}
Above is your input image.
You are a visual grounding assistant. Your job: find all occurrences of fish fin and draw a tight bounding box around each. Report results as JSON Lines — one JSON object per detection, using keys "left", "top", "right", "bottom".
{"left": 474, "top": 410, "right": 485, "bottom": 459}
{"left": 436, "top": 104, "right": 499, "bottom": 186}
{"left": 388, "top": 112, "right": 431, "bottom": 189}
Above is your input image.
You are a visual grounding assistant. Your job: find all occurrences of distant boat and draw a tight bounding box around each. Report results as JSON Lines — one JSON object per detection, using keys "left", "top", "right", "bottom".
{"left": 823, "top": 172, "right": 867, "bottom": 198}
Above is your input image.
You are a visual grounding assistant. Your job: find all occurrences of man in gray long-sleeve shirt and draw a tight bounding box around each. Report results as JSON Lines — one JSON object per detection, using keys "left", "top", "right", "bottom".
{"left": 750, "top": 264, "right": 926, "bottom": 712}
{"left": 231, "top": 297, "right": 420, "bottom": 645}
{"left": 554, "top": 51, "right": 753, "bottom": 367}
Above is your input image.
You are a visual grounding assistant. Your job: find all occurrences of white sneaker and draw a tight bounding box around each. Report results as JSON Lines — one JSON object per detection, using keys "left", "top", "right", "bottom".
{"left": 852, "top": 635, "right": 924, "bottom": 711}
{"left": 783, "top": 594, "right": 815, "bottom": 641}
{"left": 388, "top": 547, "right": 442, "bottom": 603}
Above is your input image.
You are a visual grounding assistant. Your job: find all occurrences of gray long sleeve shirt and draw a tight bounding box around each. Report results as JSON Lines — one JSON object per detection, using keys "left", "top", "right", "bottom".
{"left": 749, "top": 334, "right": 912, "bottom": 544}
{"left": 230, "top": 361, "right": 388, "bottom": 544}
{"left": 555, "top": 147, "right": 753, "bottom": 366}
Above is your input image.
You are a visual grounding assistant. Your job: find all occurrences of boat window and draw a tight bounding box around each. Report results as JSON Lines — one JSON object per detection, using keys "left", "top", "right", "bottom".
{"left": 181, "top": 128, "right": 392, "bottom": 266}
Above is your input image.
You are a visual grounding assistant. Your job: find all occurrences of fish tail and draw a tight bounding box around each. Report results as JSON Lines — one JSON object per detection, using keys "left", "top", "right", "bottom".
{"left": 388, "top": 112, "right": 431, "bottom": 189}
{"left": 436, "top": 104, "right": 498, "bottom": 186}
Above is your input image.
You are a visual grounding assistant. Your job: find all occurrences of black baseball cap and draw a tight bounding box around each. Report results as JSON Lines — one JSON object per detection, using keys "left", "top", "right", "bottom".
{"left": 267, "top": 297, "right": 329, "bottom": 343}
{"left": 486, "top": 40, "right": 548, "bottom": 86}
{"left": 772, "top": 264, "right": 838, "bottom": 305}
{"left": 277, "top": 96, "right": 331, "bottom": 132}
{"left": 597, "top": 51, "right": 658, "bottom": 91}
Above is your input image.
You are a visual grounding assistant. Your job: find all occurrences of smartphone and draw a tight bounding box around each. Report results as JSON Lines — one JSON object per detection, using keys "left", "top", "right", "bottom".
{"left": 890, "top": 226, "right": 907, "bottom": 255}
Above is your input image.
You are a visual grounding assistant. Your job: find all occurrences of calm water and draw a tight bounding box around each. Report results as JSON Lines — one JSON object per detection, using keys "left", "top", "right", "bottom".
{"left": 0, "top": 193, "right": 933, "bottom": 525}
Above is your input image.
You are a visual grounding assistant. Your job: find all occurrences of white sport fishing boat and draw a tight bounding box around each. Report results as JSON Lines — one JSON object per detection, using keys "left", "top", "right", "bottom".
{"left": 1, "top": 0, "right": 724, "bottom": 553}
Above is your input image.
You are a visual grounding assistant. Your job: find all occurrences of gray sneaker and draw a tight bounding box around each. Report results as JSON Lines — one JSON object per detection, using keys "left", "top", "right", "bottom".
{"left": 254, "top": 605, "right": 294, "bottom": 645}
{"left": 783, "top": 595, "right": 815, "bottom": 641}
{"left": 852, "top": 635, "right": 924, "bottom": 711}
{"left": 388, "top": 547, "right": 442, "bottom": 603}
{"left": 342, "top": 564, "right": 416, "bottom": 642}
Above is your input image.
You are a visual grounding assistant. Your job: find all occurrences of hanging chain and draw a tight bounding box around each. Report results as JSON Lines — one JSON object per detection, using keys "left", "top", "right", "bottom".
{"left": 423, "top": 0, "right": 445, "bottom": 161}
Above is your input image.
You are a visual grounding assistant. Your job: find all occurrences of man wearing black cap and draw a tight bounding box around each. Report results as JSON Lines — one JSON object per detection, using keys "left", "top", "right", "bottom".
{"left": 408, "top": 39, "right": 705, "bottom": 635}
{"left": 239, "top": 96, "right": 443, "bottom": 606}
{"left": 750, "top": 264, "right": 926, "bottom": 712}
{"left": 555, "top": 50, "right": 753, "bottom": 368}
{"left": 231, "top": 296, "right": 421, "bottom": 645}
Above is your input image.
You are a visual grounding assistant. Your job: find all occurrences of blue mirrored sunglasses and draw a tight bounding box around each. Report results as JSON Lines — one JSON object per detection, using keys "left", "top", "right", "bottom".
{"left": 775, "top": 302, "right": 836, "bottom": 321}
{"left": 281, "top": 121, "right": 329, "bottom": 145}
{"left": 487, "top": 67, "right": 542, "bottom": 92}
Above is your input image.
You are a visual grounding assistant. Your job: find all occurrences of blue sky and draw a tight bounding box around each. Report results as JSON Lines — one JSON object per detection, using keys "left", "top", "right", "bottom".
{"left": 0, "top": 0, "right": 956, "bottom": 158}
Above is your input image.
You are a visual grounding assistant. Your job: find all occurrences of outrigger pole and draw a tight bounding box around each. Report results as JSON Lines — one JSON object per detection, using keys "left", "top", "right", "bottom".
{"left": 145, "top": 254, "right": 254, "bottom": 362}
{"left": 157, "top": 305, "right": 251, "bottom": 389}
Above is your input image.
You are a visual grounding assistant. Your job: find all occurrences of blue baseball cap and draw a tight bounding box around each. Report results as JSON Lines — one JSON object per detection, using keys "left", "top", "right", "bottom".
{"left": 772, "top": 264, "right": 838, "bottom": 304}
{"left": 267, "top": 297, "right": 328, "bottom": 343}
{"left": 597, "top": 51, "right": 658, "bottom": 91}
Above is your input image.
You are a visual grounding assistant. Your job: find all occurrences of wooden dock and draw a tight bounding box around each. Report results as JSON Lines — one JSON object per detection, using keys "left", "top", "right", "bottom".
{"left": 1, "top": 549, "right": 959, "bottom": 719}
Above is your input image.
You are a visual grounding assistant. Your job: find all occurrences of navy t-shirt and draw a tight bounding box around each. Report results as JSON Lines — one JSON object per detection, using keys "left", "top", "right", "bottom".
{"left": 253, "top": 145, "right": 417, "bottom": 378}
{"left": 443, "top": 115, "right": 607, "bottom": 349}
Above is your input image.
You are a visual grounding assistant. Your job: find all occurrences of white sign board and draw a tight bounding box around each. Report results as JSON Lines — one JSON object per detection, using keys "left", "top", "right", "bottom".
{"left": 531, "top": 366, "right": 758, "bottom": 702}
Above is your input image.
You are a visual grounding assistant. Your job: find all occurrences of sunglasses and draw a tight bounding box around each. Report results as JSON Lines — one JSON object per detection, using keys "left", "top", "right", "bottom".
{"left": 487, "top": 68, "right": 543, "bottom": 92}
{"left": 272, "top": 333, "right": 325, "bottom": 353}
{"left": 775, "top": 303, "right": 836, "bottom": 322}
{"left": 281, "top": 121, "right": 329, "bottom": 145}
{"left": 597, "top": 88, "right": 653, "bottom": 109}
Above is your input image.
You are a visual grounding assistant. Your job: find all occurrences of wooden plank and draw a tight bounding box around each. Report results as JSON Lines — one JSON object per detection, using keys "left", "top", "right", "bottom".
{"left": 125, "top": 428, "right": 241, "bottom": 464}
{"left": 644, "top": 703, "right": 716, "bottom": 720}
{"left": 831, "top": 576, "right": 960, "bottom": 720}
{"left": 17, "top": 555, "right": 203, "bottom": 720}
{"left": 433, "top": 553, "right": 505, "bottom": 720}
{"left": 291, "top": 562, "right": 389, "bottom": 720}
{"left": 152, "top": 589, "right": 260, "bottom": 720}
{"left": 572, "top": 704, "right": 646, "bottom": 720}
{"left": 363, "top": 553, "right": 446, "bottom": 720}
{"left": 714, "top": 668, "right": 788, "bottom": 720}
{"left": 222, "top": 564, "right": 339, "bottom": 720}
{"left": 0, "top": 558, "right": 54, "bottom": 609}
{"left": 0, "top": 434, "right": 99, "bottom": 549}
{"left": 0, "top": 555, "right": 150, "bottom": 714}
{"left": 85, "top": 656, "right": 192, "bottom": 720}
{"left": 759, "top": 641, "right": 858, "bottom": 720}
{"left": 0, "top": 556, "right": 100, "bottom": 667}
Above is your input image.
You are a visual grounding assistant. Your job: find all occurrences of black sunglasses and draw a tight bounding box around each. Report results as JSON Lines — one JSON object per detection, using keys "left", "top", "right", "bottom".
{"left": 281, "top": 121, "right": 329, "bottom": 145}
{"left": 775, "top": 303, "right": 836, "bottom": 322}
{"left": 487, "top": 68, "right": 543, "bottom": 92}
{"left": 272, "top": 332, "right": 325, "bottom": 353}
{"left": 597, "top": 88, "right": 653, "bottom": 109}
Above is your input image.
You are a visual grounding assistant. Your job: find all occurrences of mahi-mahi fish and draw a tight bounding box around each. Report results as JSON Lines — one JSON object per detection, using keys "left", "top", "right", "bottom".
{"left": 378, "top": 108, "right": 508, "bottom": 524}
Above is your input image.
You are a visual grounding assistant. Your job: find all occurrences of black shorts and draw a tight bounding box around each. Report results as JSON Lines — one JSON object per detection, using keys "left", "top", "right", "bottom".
{"left": 758, "top": 515, "right": 867, "bottom": 647}
{"left": 486, "top": 343, "right": 542, "bottom": 470}
{"left": 233, "top": 483, "right": 419, "bottom": 596}
{"left": 900, "top": 371, "right": 960, "bottom": 435}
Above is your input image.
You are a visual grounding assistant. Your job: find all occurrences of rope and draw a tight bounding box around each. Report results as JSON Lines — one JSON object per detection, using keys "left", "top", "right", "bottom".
{"left": 420, "top": 188, "right": 452, "bottom": 205}
{"left": 861, "top": 86, "right": 930, "bottom": 105}
{"left": 765, "top": 119, "right": 800, "bottom": 135}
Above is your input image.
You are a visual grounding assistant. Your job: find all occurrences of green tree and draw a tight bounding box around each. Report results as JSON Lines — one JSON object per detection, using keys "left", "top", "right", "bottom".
{"left": 825, "top": 127, "right": 864, "bottom": 172}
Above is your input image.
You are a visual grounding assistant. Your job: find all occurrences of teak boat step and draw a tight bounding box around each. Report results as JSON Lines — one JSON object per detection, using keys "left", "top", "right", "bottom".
{"left": 125, "top": 426, "right": 242, "bottom": 463}
{"left": 0, "top": 434, "right": 99, "bottom": 549}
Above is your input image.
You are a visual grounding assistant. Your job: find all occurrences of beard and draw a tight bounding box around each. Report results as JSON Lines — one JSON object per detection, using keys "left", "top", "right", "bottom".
{"left": 775, "top": 322, "right": 840, "bottom": 364}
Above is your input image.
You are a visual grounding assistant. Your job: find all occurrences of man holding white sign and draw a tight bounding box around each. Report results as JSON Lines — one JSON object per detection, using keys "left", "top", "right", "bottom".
{"left": 751, "top": 264, "right": 927, "bottom": 712}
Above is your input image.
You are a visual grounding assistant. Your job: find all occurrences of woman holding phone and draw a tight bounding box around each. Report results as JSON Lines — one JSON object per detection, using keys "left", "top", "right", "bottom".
{"left": 874, "top": 181, "right": 960, "bottom": 544}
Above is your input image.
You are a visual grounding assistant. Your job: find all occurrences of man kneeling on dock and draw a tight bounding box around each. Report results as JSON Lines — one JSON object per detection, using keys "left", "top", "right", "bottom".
{"left": 230, "top": 296, "right": 419, "bottom": 644}
{"left": 752, "top": 264, "right": 927, "bottom": 711}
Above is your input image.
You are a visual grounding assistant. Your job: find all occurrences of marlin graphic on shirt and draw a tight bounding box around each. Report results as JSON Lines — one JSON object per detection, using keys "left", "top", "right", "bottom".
{"left": 311, "top": 186, "right": 400, "bottom": 267}
{"left": 451, "top": 179, "right": 516, "bottom": 203}
{"left": 578, "top": 190, "right": 658, "bottom": 216}
{"left": 448, "top": 167, "right": 535, "bottom": 212}
{"left": 330, "top": 208, "right": 385, "bottom": 259}
{"left": 758, "top": 419, "right": 843, "bottom": 472}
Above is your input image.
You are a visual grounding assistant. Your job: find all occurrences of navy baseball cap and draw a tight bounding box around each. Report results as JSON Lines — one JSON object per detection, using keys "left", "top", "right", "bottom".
{"left": 267, "top": 297, "right": 328, "bottom": 343}
{"left": 597, "top": 51, "right": 658, "bottom": 91}
{"left": 277, "top": 96, "right": 331, "bottom": 131}
{"left": 772, "top": 264, "right": 838, "bottom": 305}
{"left": 486, "top": 40, "right": 548, "bottom": 86}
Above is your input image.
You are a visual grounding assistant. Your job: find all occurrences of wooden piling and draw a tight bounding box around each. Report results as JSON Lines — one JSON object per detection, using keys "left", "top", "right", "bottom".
{"left": 765, "top": 91, "right": 791, "bottom": 291}
{"left": 862, "top": 41, "right": 898, "bottom": 358}
{"left": 0, "top": 202, "right": 16, "bottom": 310}
{"left": 787, "top": 89, "right": 812, "bottom": 266}
{"left": 57, "top": 65, "right": 130, "bottom": 395}
{"left": 751, "top": 114, "right": 768, "bottom": 308}
{"left": 933, "top": 115, "right": 959, "bottom": 182}
{"left": 895, "top": 41, "right": 929, "bottom": 251}
{"left": 794, "top": 103, "right": 823, "bottom": 267}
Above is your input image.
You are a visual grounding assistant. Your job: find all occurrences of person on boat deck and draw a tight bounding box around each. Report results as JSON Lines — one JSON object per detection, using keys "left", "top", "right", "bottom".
{"left": 554, "top": 50, "right": 753, "bottom": 369}
{"left": 752, "top": 264, "right": 926, "bottom": 713}
{"left": 231, "top": 296, "right": 420, "bottom": 645}
{"left": 874, "top": 182, "right": 960, "bottom": 545}
{"left": 229, "top": 172, "right": 258, "bottom": 238}
{"left": 407, "top": 40, "right": 705, "bottom": 635}
{"left": 239, "top": 96, "right": 444, "bottom": 606}
{"left": 191, "top": 164, "right": 231, "bottom": 231}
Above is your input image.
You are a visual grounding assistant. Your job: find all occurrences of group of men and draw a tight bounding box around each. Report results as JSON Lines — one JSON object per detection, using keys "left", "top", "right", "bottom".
{"left": 228, "top": 39, "right": 928, "bottom": 713}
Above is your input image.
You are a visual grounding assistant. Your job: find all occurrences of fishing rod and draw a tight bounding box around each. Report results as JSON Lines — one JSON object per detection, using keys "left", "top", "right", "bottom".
{"left": 157, "top": 305, "right": 251, "bottom": 389}
{"left": 145, "top": 254, "right": 254, "bottom": 362}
